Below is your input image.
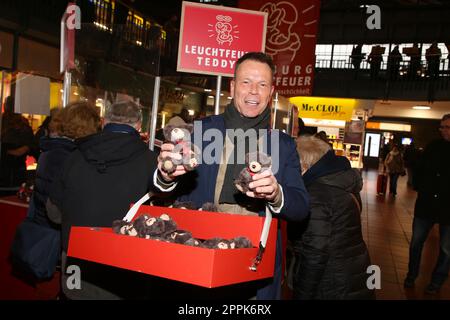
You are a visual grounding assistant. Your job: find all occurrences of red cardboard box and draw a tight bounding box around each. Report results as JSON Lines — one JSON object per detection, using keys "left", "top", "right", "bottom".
{"left": 67, "top": 205, "right": 277, "bottom": 288}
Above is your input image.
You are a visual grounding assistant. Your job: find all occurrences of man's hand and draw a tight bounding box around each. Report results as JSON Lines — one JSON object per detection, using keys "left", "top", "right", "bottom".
{"left": 246, "top": 170, "right": 280, "bottom": 203}
{"left": 157, "top": 143, "right": 187, "bottom": 182}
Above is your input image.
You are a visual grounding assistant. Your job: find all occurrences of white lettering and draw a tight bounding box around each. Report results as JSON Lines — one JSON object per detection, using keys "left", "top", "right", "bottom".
{"left": 366, "top": 265, "right": 381, "bottom": 289}
{"left": 66, "top": 265, "right": 81, "bottom": 290}
{"left": 366, "top": 5, "right": 381, "bottom": 30}
{"left": 66, "top": 4, "right": 81, "bottom": 30}
{"left": 304, "top": 76, "right": 311, "bottom": 86}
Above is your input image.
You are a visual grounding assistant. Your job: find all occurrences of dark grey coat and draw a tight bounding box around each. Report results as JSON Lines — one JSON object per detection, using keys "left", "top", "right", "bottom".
{"left": 293, "top": 167, "right": 374, "bottom": 300}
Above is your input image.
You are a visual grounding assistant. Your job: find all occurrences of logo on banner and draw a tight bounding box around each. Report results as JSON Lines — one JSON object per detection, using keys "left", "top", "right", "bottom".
{"left": 209, "top": 15, "right": 239, "bottom": 46}
{"left": 239, "top": 0, "right": 320, "bottom": 97}
{"left": 262, "top": 2, "right": 301, "bottom": 62}
{"left": 178, "top": 2, "right": 267, "bottom": 76}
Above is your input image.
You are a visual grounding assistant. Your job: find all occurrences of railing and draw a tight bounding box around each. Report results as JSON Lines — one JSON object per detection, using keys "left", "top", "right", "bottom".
{"left": 315, "top": 54, "right": 450, "bottom": 78}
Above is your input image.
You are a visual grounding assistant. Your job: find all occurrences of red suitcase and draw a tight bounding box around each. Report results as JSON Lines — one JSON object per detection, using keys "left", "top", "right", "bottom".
{"left": 377, "top": 174, "right": 387, "bottom": 195}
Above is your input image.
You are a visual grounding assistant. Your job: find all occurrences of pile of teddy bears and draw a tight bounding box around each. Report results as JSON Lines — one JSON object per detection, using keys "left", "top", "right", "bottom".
{"left": 112, "top": 213, "right": 253, "bottom": 250}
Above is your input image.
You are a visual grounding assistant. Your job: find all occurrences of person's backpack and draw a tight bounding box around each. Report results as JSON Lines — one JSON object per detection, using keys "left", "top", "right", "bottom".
{"left": 10, "top": 197, "right": 60, "bottom": 280}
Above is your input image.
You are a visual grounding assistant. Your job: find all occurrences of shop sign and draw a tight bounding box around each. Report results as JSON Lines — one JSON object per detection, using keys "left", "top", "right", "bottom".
{"left": 177, "top": 2, "right": 267, "bottom": 77}
{"left": 289, "top": 96, "right": 356, "bottom": 121}
{"left": 239, "top": 0, "right": 321, "bottom": 97}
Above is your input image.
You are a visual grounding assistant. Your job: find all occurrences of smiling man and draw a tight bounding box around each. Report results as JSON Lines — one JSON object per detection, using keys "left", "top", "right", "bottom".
{"left": 159, "top": 52, "right": 309, "bottom": 300}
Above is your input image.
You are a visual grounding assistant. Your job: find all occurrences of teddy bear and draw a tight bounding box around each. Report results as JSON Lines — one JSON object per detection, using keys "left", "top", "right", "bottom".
{"left": 234, "top": 152, "right": 272, "bottom": 193}
{"left": 199, "top": 202, "right": 218, "bottom": 212}
{"left": 184, "top": 237, "right": 202, "bottom": 247}
{"left": 230, "top": 236, "right": 253, "bottom": 249}
{"left": 160, "top": 124, "right": 200, "bottom": 174}
{"left": 112, "top": 219, "right": 138, "bottom": 237}
{"left": 201, "top": 238, "right": 232, "bottom": 249}
{"left": 122, "top": 213, "right": 177, "bottom": 239}
{"left": 171, "top": 200, "right": 198, "bottom": 210}
{"left": 167, "top": 230, "right": 194, "bottom": 244}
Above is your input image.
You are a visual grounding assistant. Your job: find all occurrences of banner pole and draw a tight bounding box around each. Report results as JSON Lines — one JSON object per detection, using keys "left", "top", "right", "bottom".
{"left": 214, "top": 75, "right": 222, "bottom": 115}
{"left": 63, "top": 71, "right": 71, "bottom": 107}
{"left": 272, "top": 92, "right": 278, "bottom": 130}
{"left": 0, "top": 71, "right": 5, "bottom": 158}
{"left": 149, "top": 76, "right": 161, "bottom": 151}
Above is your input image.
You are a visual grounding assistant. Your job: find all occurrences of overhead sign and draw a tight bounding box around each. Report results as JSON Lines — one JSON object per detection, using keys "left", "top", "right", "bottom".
{"left": 289, "top": 96, "right": 356, "bottom": 121}
{"left": 177, "top": 1, "right": 267, "bottom": 77}
{"left": 239, "top": 0, "right": 321, "bottom": 97}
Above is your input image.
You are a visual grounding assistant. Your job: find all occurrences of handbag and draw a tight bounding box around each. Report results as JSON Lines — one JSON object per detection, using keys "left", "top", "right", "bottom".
{"left": 10, "top": 217, "right": 60, "bottom": 280}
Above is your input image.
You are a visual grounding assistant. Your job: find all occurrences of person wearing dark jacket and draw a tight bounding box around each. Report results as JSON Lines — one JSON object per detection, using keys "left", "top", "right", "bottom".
{"left": 159, "top": 52, "right": 309, "bottom": 300}
{"left": 404, "top": 114, "right": 450, "bottom": 294}
{"left": 31, "top": 106, "right": 94, "bottom": 228}
{"left": 48, "top": 101, "right": 174, "bottom": 299}
{"left": 384, "top": 144, "right": 405, "bottom": 197}
{"left": 292, "top": 135, "right": 374, "bottom": 300}
{"left": 0, "top": 96, "right": 37, "bottom": 195}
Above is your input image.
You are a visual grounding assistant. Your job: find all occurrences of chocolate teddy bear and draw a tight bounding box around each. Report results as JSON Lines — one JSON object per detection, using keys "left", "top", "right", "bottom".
{"left": 234, "top": 152, "right": 272, "bottom": 193}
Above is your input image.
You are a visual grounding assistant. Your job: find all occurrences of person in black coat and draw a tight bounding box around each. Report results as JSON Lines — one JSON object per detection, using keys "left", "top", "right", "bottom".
{"left": 48, "top": 101, "right": 175, "bottom": 299}
{"left": 404, "top": 114, "right": 450, "bottom": 294}
{"left": 31, "top": 108, "right": 75, "bottom": 228}
{"left": 0, "top": 96, "right": 37, "bottom": 195}
{"left": 291, "top": 135, "right": 374, "bottom": 300}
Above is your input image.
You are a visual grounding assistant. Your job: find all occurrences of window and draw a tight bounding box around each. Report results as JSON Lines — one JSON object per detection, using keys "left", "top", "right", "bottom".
{"left": 332, "top": 44, "right": 353, "bottom": 68}
{"left": 90, "top": 0, "right": 115, "bottom": 32}
{"left": 315, "top": 44, "right": 332, "bottom": 68}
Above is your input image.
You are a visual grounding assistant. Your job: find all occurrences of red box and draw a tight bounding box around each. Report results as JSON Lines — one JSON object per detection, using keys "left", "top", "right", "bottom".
{"left": 67, "top": 205, "right": 277, "bottom": 288}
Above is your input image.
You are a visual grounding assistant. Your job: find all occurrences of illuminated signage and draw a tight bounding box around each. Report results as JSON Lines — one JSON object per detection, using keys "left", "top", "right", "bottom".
{"left": 289, "top": 96, "right": 356, "bottom": 121}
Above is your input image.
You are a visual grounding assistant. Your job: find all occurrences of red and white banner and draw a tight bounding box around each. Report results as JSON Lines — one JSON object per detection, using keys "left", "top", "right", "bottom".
{"left": 60, "top": 2, "right": 77, "bottom": 73}
{"left": 177, "top": 2, "right": 267, "bottom": 77}
{"left": 239, "top": 0, "right": 321, "bottom": 97}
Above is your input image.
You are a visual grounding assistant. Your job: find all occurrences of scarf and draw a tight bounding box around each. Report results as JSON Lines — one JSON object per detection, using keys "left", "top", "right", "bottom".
{"left": 219, "top": 102, "right": 271, "bottom": 204}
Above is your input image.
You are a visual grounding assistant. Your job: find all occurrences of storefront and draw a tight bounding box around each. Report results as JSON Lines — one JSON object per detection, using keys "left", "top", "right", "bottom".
{"left": 289, "top": 96, "right": 374, "bottom": 169}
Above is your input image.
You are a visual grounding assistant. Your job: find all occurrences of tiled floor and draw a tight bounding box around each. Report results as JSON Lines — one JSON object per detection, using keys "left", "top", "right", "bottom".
{"left": 360, "top": 169, "right": 450, "bottom": 300}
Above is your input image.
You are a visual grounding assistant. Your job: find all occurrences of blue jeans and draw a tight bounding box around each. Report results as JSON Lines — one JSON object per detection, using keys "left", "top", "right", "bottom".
{"left": 407, "top": 216, "right": 450, "bottom": 286}
{"left": 389, "top": 173, "right": 400, "bottom": 195}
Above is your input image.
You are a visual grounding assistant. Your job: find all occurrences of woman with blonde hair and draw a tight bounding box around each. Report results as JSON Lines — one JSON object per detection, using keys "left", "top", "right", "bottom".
{"left": 291, "top": 135, "right": 374, "bottom": 300}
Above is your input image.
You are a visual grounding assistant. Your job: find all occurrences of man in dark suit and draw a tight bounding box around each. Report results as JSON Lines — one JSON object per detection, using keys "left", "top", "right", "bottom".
{"left": 159, "top": 52, "right": 310, "bottom": 299}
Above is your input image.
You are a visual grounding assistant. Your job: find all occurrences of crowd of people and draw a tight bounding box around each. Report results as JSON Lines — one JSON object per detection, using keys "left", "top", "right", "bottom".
{"left": 1, "top": 52, "right": 449, "bottom": 300}
{"left": 350, "top": 42, "right": 447, "bottom": 79}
